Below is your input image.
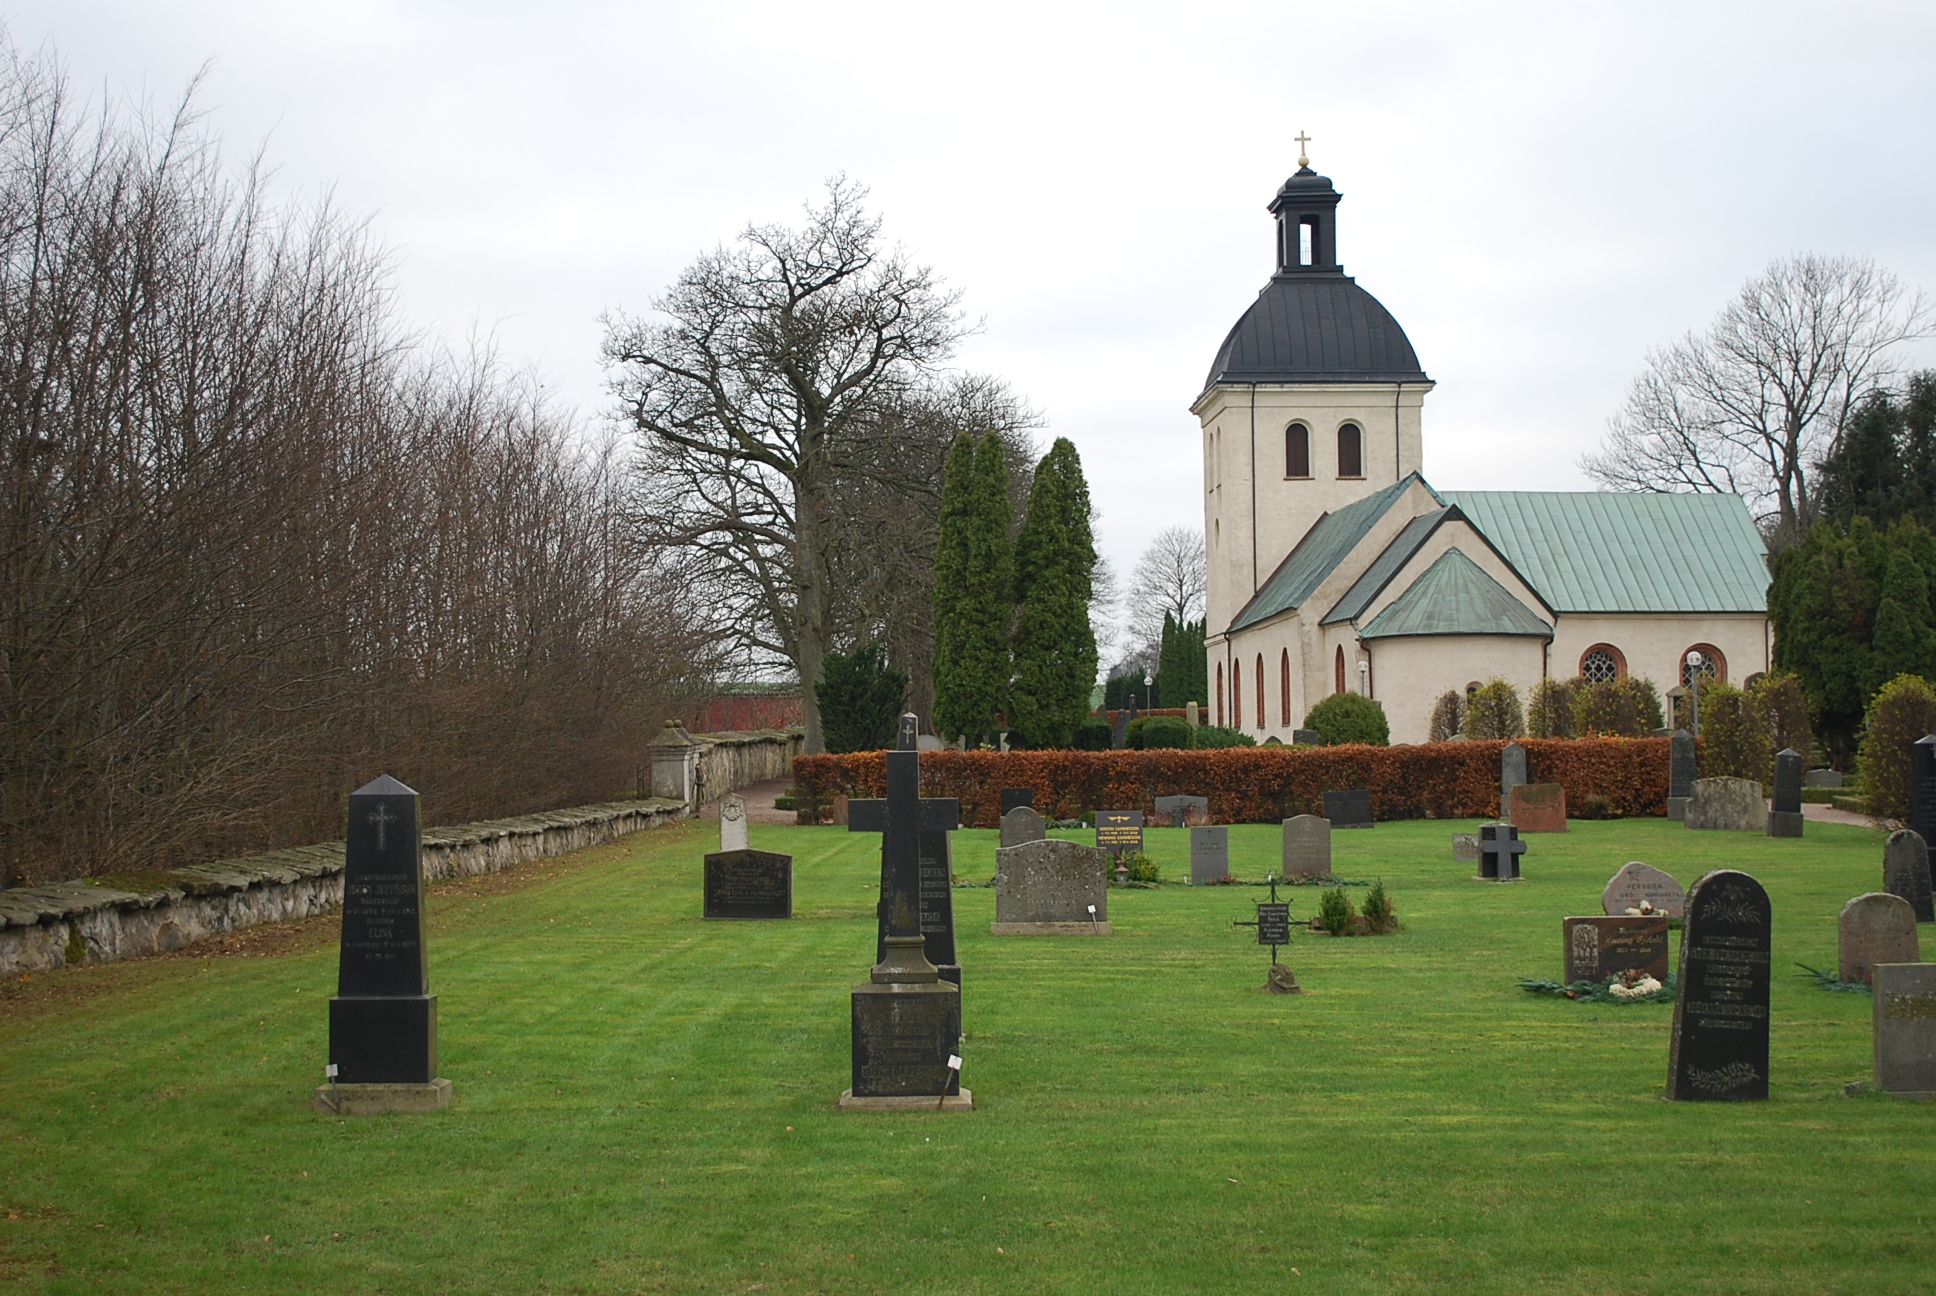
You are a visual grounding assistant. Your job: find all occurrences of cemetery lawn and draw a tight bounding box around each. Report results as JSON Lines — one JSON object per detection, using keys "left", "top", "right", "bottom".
{"left": 4, "top": 817, "right": 1935, "bottom": 1295}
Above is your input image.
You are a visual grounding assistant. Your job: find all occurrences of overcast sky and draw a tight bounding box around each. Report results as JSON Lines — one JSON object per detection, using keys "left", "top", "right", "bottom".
{"left": 17, "top": 1, "right": 1936, "bottom": 596}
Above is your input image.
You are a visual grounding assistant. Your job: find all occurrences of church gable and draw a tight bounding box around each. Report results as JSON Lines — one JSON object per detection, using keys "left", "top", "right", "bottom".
{"left": 1224, "top": 474, "right": 1437, "bottom": 635}
{"left": 1360, "top": 549, "right": 1555, "bottom": 640}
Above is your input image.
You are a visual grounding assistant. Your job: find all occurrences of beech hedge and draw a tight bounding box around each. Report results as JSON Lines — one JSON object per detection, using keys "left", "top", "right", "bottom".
{"left": 792, "top": 737, "right": 1670, "bottom": 827}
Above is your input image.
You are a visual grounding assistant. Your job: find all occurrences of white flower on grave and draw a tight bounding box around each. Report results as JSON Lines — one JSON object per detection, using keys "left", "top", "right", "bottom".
{"left": 1625, "top": 907, "right": 1642, "bottom": 916}
{"left": 1608, "top": 975, "right": 1663, "bottom": 1000}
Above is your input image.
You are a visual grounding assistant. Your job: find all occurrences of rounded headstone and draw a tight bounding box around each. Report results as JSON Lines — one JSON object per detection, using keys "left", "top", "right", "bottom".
{"left": 1601, "top": 861, "right": 1685, "bottom": 918}
{"left": 1838, "top": 892, "right": 1919, "bottom": 985}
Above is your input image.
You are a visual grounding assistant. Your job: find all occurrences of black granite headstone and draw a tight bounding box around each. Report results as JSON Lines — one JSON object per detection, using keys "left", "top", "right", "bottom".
{"left": 1667, "top": 728, "right": 1696, "bottom": 821}
{"left": 1912, "top": 735, "right": 1936, "bottom": 849}
{"left": 849, "top": 795, "right": 962, "bottom": 986}
{"left": 1667, "top": 869, "right": 1771, "bottom": 1101}
{"left": 703, "top": 849, "right": 793, "bottom": 919}
{"left": 330, "top": 775, "right": 437, "bottom": 1085}
{"left": 1884, "top": 829, "right": 1936, "bottom": 923}
{"left": 1000, "top": 787, "right": 1034, "bottom": 816}
{"left": 1292, "top": 729, "right": 1323, "bottom": 746}
{"left": 1112, "top": 710, "right": 1128, "bottom": 750}
{"left": 1479, "top": 823, "right": 1525, "bottom": 881}
{"left": 1095, "top": 810, "right": 1144, "bottom": 856}
{"left": 1768, "top": 747, "right": 1804, "bottom": 837}
{"left": 1322, "top": 789, "right": 1374, "bottom": 828}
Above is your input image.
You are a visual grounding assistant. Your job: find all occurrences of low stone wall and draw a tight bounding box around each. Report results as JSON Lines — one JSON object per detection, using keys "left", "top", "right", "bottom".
{"left": 0, "top": 797, "right": 686, "bottom": 980}
{"left": 694, "top": 727, "right": 803, "bottom": 803}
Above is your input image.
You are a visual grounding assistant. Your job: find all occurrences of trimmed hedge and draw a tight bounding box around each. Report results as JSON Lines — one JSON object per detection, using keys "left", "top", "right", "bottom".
{"left": 794, "top": 738, "right": 1670, "bottom": 827}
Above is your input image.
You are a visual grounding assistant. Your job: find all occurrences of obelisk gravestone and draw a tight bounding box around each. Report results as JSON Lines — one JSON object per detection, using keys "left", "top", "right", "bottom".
{"left": 1667, "top": 869, "right": 1771, "bottom": 1101}
{"left": 319, "top": 775, "right": 450, "bottom": 1113}
{"left": 1768, "top": 748, "right": 1803, "bottom": 837}
{"left": 1667, "top": 729, "right": 1695, "bottom": 821}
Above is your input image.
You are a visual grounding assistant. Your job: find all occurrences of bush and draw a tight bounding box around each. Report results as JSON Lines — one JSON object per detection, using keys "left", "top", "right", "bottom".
{"left": 1578, "top": 793, "right": 1613, "bottom": 820}
{"left": 1747, "top": 671, "right": 1814, "bottom": 764}
{"left": 1859, "top": 674, "right": 1936, "bottom": 819}
{"left": 1527, "top": 678, "right": 1576, "bottom": 738}
{"left": 1428, "top": 690, "right": 1464, "bottom": 742}
{"left": 1192, "top": 725, "right": 1255, "bottom": 749}
{"left": 1464, "top": 679, "right": 1524, "bottom": 740}
{"left": 1362, "top": 879, "right": 1393, "bottom": 931}
{"left": 1125, "top": 852, "right": 1161, "bottom": 883}
{"left": 1696, "top": 680, "right": 1772, "bottom": 784}
{"left": 1317, "top": 886, "right": 1355, "bottom": 936}
{"left": 815, "top": 643, "right": 908, "bottom": 754}
{"left": 1134, "top": 716, "right": 1193, "bottom": 750}
{"left": 1074, "top": 719, "right": 1114, "bottom": 751}
{"left": 1303, "top": 693, "right": 1390, "bottom": 746}
{"left": 1572, "top": 677, "right": 1663, "bottom": 737}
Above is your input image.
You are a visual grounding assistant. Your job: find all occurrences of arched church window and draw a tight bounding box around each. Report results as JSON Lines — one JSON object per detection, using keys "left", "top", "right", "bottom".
{"left": 1334, "top": 646, "right": 1346, "bottom": 695}
{"left": 1337, "top": 423, "right": 1363, "bottom": 478}
{"left": 1280, "top": 649, "right": 1291, "bottom": 726}
{"left": 1286, "top": 423, "right": 1310, "bottom": 478}
{"left": 1216, "top": 663, "right": 1224, "bottom": 727}
{"left": 1232, "top": 660, "right": 1243, "bottom": 730}
{"left": 1681, "top": 645, "right": 1724, "bottom": 687}
{"left": 1579, "top": 645, "right": 1625, "bottom": 683}
{"left": 1255, "top": 654, "right": 1265, "bottom": 728}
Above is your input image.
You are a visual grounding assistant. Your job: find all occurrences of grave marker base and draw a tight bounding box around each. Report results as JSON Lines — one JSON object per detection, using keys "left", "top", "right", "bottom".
{"left": 1768, "top": 811, "right": 1804, "bottom": 838}
{"left": 838, "top": 1089, "right": 975, "bottom": 1112}
{"left": 989, "top": 921, "right": 1114, "bottom": 936}
{"left": 313, "top": 1078, "right": 452, "bottom": 1115}
{"left": 1666, "top": 797, "right": 1688, "bottom": 822}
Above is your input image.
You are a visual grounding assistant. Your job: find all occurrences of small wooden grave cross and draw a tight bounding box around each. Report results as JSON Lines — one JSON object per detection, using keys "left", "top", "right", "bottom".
{"left": 1234, "top": 874, "right": 1294, "bottom": 965}
{"left": 1480, "top": 823, "right": 1526, "bottom": 881}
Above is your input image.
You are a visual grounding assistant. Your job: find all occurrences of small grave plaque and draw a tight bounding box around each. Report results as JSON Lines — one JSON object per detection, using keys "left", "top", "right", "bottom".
{"left": 1281, "top": 815, "right": 1332, "bottom": 879}
{"left": 1256, "top": 902, "right": 1291, "bottom": 946}
{"left": 1509, "top": 783, "right": 1567, "bottom": 832}
{"left": 1685, "top": 777, "right": 1765, "bottom": 832}
{"left": 1874, "top": 962, "right": 1936, "bottom": 1099}
{"left": 1191, "top": 825, "right": 1230, "bottom": 883}
{"left": 1000, "top": 805, "right": 1047, "bottom": 849}
{"left": 1153, "top": 794, "right": 1210, "bottom": 827}
{"left": 1095, "top": 810, "right": 1145, "bottom": 857}
{"left": 718, "top": 793, "right": 749, "bottom": 852}
{"left": 1000, "top": 787, "right": 1034, "bottom": 816}
{"left": 1884, "top": 829, "right": 1935, "bottom": 923}
{"left": 1668, "top": 728, "right": 1696, "bottom": 821}
{"left": 1602, "top": 861, "right": 1685, "bottom": 918}
{"left": 1479, "top": 823, "right": 1525, "bottom": 880}
{"left": 993, "top": 838, "right": 1111, "bottom": 934}
{"left": 703, "top": 849, "right": 793, "bottom": 919}
{"left": 1321, "top": 789, "right": 1373, "bottom": 828}
{"left": 1564, "top": 915, "right": 1670, "bottom": 984}
{"left": 1667, "top": 869, "right": 1771, "bottom": 1102}
{"left": 1839, "top": 893, "right": 1919, "bottom": 985}
{"left": 1452, "top": 832, "right": 1480, "bottom": 862}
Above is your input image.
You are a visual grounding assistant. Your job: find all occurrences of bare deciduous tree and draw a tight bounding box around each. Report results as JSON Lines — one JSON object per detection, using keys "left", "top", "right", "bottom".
{"left": 1125, "top": 525, "right": 1207, "bottom": 652}
{"left": 1583, "top": 254, "right": 1932, "bottom": 545}
{"left": 604, "top": 178, "right": 972, "bottom": 751}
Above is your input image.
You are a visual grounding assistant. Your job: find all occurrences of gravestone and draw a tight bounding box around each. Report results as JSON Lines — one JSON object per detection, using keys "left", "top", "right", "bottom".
{"left": 1667, "top": 870, "right": 1771, "bottom": 1102}
{"left": 1112, "top": 710, "right": 1128, "bottom": 750}
{"left": 1838, "top": 893, "right": 1919, "bottom": 985}
{"left": 831, "top": 794, "right": 850, "bottom": 826}
{"left": 843, "top": 715, "right": 967, "bottom": 1110}
{"left": 1564, "top": 915, "right": 1671, "bottom": 984}
{"left": 1509, "top": 783, "right": 1567, "bottom": 832}
{"left": 1190, "top": 825, "right": 1230, "bottom": 883}
{"left": 1452, "top": 832, "right": 1480, "bottom": 863}
{"left": 1915, "top": 736, "right": 1936, "bottom": 850}
{"left": 718, "top": 793, "right": 749, "bottom": 852}
{"left": 1500, "top": 742, "right": 1529, "bottom": 819}
{"left": 848, "top": 785, "right": 963, "bottom": 987}
{"left": 1874, "top": 963, "right": 1936, "bottom": 1099}
{"left": 1153, "top": 794, "right": 1210, "bottom": 827}
{"left": 1095, "top": 810, "right": 1144, "bottom": 857}
{"left": 1281, "top": 815, "right": 1332, "bottom": 879}
{"left": 1768, "top": 748, "right": 1804, "bottom": 838}
{"left": 1883, "top": 829, "right": 1935, "bottom": 923}
{"left": 1667, "top": 728, "right": 1696, "bottom": 821}
{"left": 1000, "top": 805, "right": 1047, "bottom": 849}
{"left": 992, "top": 839, "right": 1112, "bottom": 934}
{"left": 1601, "top": 861, "right": 1686, "bottom": 918}
{"left": 1186, "top": 702, "right": 1200, "bottom": 728}
{"left": 1000, "top": 788, "right": 1034, "bottom": 817}
{"left": 1321, "top": 789, "right": 1373, "bottom": 828}
{"left": 320, "top": 775, "right": 450, "bottom": 1113}
{"left": 1478, "top": 823, "right": 1525, "bottom": 880}
{"left": 1292, "top": 729, "right": 1322, "bottom": 746}
{"left": 1685, "top": 777, "right": 1765, "bottom": 832}
{"left": 703, "top": 849, "right": 793, "bottom": 919}
{"left": 1805, "top": 768, "right": 1842, "bottom": 788}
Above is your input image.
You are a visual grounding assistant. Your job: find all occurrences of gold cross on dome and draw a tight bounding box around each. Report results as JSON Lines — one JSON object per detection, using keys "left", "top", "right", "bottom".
{"left": 1295, "top": 131, "right": 1312, "bottom": 168}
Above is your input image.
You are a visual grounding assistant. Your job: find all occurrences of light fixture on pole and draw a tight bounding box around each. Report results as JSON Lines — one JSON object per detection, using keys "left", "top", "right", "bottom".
{"left": 1685, "top": 650, "right": 1704, "bottom": 735}
{"left": 1358, "top": 659, "right": 1370, "bottom": 698}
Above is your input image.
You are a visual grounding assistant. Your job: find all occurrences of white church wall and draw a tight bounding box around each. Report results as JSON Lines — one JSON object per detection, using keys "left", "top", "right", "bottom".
{"left": 1548, "top": 613, "right": 1770, "bottom": 696}
{"left": 1366, "top": 635, "right": 1548, "bottom": 744}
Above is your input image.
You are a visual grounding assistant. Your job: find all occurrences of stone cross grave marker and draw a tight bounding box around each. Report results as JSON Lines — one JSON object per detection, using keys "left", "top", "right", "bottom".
{"left": 1500, "top": 742, "right": 1529, "bottom": 819}
{"left": 1564, "top": 915, "right": 1670, "bottom": 984}
{"left": 992, "top": 838, "right": 1112, "bottom": 934}
{"left": 718, "top": 793, "right": 749, "bottom": 852}
{"left": 1478, "top": 823, "right": 1525, "bottom": 880}
{"left": 1153, "top": 794, "right": 1210, "bottom": 827}
{"left": 1914, "top": 735, "right": 1936, "bottom": 850}
{"left": 1667, "top": 728, "right": 1696, "bottom": 821}
{"left": 1667, "top": 869, "right": 1771, "bottom": 1102}
{"left": 1601, "top": 861, "right": 1685, "bottom": 917}
{"left": 1281, "top": 815, "right": 1332, "bottom": 879}
{"left": 1883, "top": 829, "right": 1935, "bottom": 923}
{"left": 1096, "top": 810, "right": 1144, "bottom": 857}
{"left": 1000, "top": 805, "right": 1047, "bottom": 849}
{"left": 1874, "top": 963, "right": 1936, "bottom": 1099}
{"left": 1509, "top": 783, "right": 1567, "bottom": 832}
{"left": 703, "top": 849, "right": 793, "bottom": 919}
{"left": 321, "top": 774, "right": 449, "bottom": 1113}
{"left": 1321, "top": 789, "right": 1373, "bottom": 828}
{"left": 848, "top": 783, "right": 962, "bottom": 987}
{"left": 1000, "top": 787, "right": 1034, "bottom": 817}
{"left": 1685, "top": 777, "right": 1765, "bottom": 832}
{"left": 1839, "top": 893, "right": 1919, "bottom": 985}
{"left": 1191, "top": 825, "right": 1230, "bottom": 883}
{"left": 843, "top": 714, "right": 966, "bottom": 1109}
{"left": 1768, "top": 748, "right": 1804, "bottom": 838}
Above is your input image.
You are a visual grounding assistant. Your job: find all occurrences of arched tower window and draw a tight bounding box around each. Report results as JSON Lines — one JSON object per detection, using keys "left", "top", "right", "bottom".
{"left": 1286, "top": 423, "right": 1310, "bottom": 478}
{"left": 1337, "top": 423, "right": 1363, "bottom": 478}
{"left": 1255, "top": 654, "right": 1265, "bottom": 729}
{"left": 1681, "top": 645, "right": 1725, "bottom": 686}
{"left": 1216, "top": 663, "right": 1225, "bottom": 727}
{"left": 1334, "top": 645, "right": 1346, "bottom": 695}
{"left": 1232, "top": 660, "right": 1243, "bottom": 730}
{"left": 1280, "top": 649, "right": 1291, "bottom": 726}
{"left": 1579, "top": 645, "right": 1626, "bottom": 683}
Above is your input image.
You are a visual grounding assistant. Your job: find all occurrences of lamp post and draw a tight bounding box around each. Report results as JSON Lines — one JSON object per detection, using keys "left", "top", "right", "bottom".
{"left": 1685, "top": 650, "right": 1704, "bottom": 736}
{"left": 1358, "top": 659, "right": 1370, "bottom": 698}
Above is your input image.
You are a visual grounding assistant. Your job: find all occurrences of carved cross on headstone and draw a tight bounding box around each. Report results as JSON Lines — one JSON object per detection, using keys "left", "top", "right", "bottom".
{"left": 1480, "top": 823, "right": 1526, "bottom": 881}
{"left": 368, "top": 802, "right": 396, "bottom": 851}
{"left": 848, "top": 752, "right": 961, "bottom": 981}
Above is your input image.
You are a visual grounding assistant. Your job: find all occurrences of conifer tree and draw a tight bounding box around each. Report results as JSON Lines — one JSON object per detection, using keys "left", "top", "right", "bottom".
{"left": 1010, "top": 438, "right": 1098, "bottom": 746}
{"left": 1870, "top": 543, "right": 1936, "bottom": 691}
{"left": 1155, "top": 613, "right": 1208, "bottom": 712}
{"left": 930, "top": 432, "right": 1013, "bottom": 741}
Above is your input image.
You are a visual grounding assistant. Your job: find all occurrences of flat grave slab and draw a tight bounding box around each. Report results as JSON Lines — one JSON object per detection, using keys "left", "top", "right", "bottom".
{"left": 1686, "top": 777, "right": 1765, "bottom": 832}
{"left": 703, "top": 849, "right": 793, "bottom": 919}
{"left": 1564, "top": 915, "right": 1670, "bottom": 984}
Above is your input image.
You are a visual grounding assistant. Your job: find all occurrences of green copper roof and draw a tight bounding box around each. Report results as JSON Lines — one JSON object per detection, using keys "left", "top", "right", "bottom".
{"left": 1360, "top": 549, "right": 1554, "bottom": 640}
{"left": 1438, "top": 490, "right": 1769, "bottom": 613}
{"left": 1226, "top": 475, "right": 1420, "bottom": 634}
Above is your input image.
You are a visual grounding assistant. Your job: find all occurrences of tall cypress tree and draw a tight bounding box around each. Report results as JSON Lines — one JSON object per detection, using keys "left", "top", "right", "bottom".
{"left": 1010, "top": 438, "right": 1098, "bottom": 747}
{"left": 1871, "top": 540, "right": 1936, "bottom": 692}
{"left": 931, "top": 432, "right": 1013, "bottom": 742}
{"left": 1157, "top": 615, "right": 1208, "bottom": 712}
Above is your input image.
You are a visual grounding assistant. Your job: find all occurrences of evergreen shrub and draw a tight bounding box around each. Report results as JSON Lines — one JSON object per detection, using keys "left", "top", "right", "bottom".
{"left": 1134, "top": 716, "right": 1193, "bottom": 750}
{"left": 1464, "top": 679, "right": 1524, "bottom": 740}
{"left": 1428, "top": 690, "right": 1464, "bottom": 742}
{"left": 1528, "top": 678, "right": 1576, "bottom": 738}
{"left": 1317, "top": 886, "right": 1355, "bottom": 936}
{"left": 1302, "top": 693, "right": 1390, "bottom": 746}
{"left": 1191, "top": 725, "right": 1255, "bottom": 749}
{"left": 1074, "top": 720, "right": 1114, "bottom": 751}
{"left": 814, "top": 643, "right": 907, "bottom": 754}
{"left": 1858, "top": 674, "right": 1936, "bottom": 819}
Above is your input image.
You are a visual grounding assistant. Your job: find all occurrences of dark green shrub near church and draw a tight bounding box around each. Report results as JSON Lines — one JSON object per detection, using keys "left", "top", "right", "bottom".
{"left": 1191, "top": 725, "right": 1255, "bottom": 749}
{"left": 813, "top": 643, "right": 907, "bottom": 754}
{"left": 1073, "top": 719, "right": 1114, "bottom": 750}
{"left": 1302, "top": 693, "right": 1389, "bottom": 746}
{"left": 1132, "top": 716, "right": 1193, "bottom": 750}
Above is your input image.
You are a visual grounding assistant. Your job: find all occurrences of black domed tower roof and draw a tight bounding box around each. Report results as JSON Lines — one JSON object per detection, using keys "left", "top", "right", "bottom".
{"left": 1203, "top": 166, "right": 1429, "bottom": 391}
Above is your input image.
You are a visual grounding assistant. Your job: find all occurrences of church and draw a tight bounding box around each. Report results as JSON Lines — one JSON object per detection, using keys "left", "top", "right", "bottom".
{"left": 1195, "top": 154, "right": 1771, "bottom": 745}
